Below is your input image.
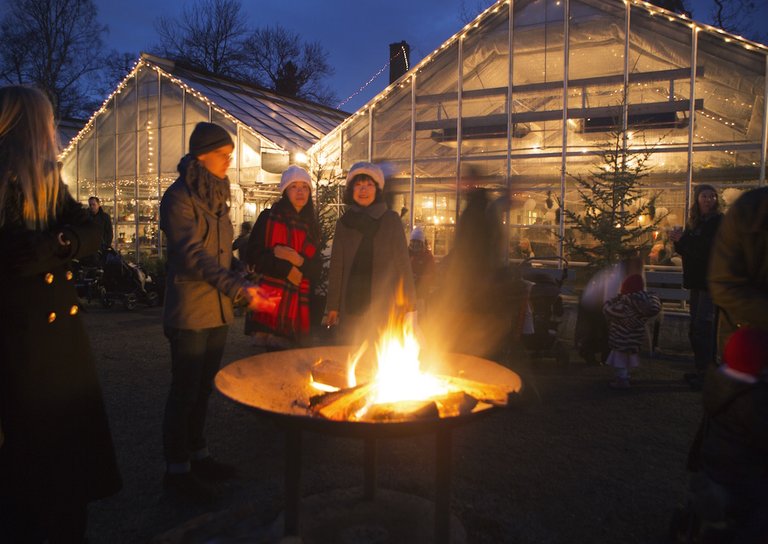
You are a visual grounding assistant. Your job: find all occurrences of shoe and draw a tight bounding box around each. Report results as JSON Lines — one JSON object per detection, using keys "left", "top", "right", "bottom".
{"left": 163, "top": 471, "right": 216, "bottom": 503}
{"left": 609, "top": 378, "right": 630, "bottom": 389}
{"left": 191, "top": 456, "right": 239, "bottom": 481}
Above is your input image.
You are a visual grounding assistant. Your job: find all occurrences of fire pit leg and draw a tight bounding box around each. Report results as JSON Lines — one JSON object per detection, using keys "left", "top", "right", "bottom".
{"left": 435, "top": 426, "right": 452, "bottom": 544}
{"left": 284, "top": 426, "right": 302, "bottom": 536}
{"left": 363, "top": 437, "right": 377, "bottom": 500}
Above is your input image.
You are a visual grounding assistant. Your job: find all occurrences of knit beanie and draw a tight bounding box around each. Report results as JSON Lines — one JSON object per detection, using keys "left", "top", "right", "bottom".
{"left": 346, "top": 161, "right": 385, "bottom": 190}
{"left": 620, "top": 274, "right": 644, "bottom": 294}
{"left": 189, "top": 122, "right": 234, "bottom": 157}
{"left": 410, "top": 227, "right": 426, "bottom": 242}
{"left": 723, "top": 327, "right": 768, "bottom": 377}
{"left": 279, "top": 165, "right": 312, "bottom": 194}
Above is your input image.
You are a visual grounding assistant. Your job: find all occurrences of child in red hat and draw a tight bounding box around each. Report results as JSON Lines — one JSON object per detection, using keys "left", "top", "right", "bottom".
{"left": 602, "top": 274, "right": 661, "bottom": 388}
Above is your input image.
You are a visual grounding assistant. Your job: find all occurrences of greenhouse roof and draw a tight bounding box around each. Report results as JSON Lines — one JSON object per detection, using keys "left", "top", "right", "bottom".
{"left": 62, "top": 53, "right": 349, "bottom": 158}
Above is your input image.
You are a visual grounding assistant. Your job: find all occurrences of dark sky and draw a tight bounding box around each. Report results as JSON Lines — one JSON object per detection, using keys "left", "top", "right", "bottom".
{"left": 93, "top": 0, "right": 488, "bottom": 112}
{"left": 92, "top": 0, "right": 766, "bottom": 113}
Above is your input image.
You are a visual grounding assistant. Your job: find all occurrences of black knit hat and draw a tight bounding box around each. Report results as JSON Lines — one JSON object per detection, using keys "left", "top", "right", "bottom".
{"left": 189, "top": 122, "right": 234, "bottom": 157}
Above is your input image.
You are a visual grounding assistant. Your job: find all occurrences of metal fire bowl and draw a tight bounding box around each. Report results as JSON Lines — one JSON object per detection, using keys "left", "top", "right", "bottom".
{"left": 215, "top": 346, "right": 523, "bottom": 439}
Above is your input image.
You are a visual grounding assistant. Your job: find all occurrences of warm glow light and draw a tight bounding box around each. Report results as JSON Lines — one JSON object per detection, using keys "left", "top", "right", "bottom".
{"left": 294, "top": 152, "right": 308, "bottom": 164}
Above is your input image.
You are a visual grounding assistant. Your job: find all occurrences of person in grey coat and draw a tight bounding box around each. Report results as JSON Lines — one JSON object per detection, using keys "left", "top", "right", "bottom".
{"left": 325, "top": 162, "right": 415, "bottom": 345}
{"left": 159, "top": 122, "right": 276, "bottom": 502}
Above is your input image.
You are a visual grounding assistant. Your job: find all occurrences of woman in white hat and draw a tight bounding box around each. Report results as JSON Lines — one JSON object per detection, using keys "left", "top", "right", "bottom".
{"left": 325, "top": 162, "right": 415, "bottom": 344}
{"left": 244, "top": 165, "right": 320, "bottom": 349}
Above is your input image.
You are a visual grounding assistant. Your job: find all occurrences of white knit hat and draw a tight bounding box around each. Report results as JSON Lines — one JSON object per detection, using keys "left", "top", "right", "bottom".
{"left": 410, "top": 227, "right": 426, "bottom": 241}
{"left": 279, "top": 165, "right": 312, "bottom": 194}
{"left": 346, "top": 162, "right": 385, "bottom": 190}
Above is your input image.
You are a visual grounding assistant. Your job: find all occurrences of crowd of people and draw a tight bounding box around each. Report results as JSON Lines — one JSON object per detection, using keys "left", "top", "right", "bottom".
{"left": 1, "top": 82, "right": 766, "bottom": 543}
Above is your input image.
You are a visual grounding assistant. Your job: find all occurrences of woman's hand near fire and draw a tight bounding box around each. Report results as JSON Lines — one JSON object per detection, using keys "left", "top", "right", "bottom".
{"left": 243, "top": 285, "right": 281, "bottom": 312}
{"left": 325, "top": 310, "right": 339, "bottom": 327}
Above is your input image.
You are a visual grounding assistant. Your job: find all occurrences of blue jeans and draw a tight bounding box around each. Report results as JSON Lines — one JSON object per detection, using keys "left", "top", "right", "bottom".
{"left": 162, "top": 326, "right": 228, "bottom": 465}
{"left": 689, "top": 289, "right": 716, "bottom": 373}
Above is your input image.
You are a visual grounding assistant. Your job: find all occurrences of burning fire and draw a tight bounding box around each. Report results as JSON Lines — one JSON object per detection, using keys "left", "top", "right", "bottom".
{"left": 311, "top": 282, "right": 458, "bottom": 420}
{"left": 369, "top": 305, "right": 448, "bottom": 405}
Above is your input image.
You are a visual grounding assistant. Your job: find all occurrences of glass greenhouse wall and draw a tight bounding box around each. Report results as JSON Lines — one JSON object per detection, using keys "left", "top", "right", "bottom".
{"left": 59, "top": 55, "right": 347, "bottom": 261}
{"left": 309, "top": 0, "right": 768, "bottom": 263}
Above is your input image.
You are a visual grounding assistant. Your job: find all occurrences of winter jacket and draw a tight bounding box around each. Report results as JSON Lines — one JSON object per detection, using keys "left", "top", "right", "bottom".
{"left": 0, "top": 183, "right": 121, "bottom": 507}
{"left": 90, "top": 207, "right": 113, "bottom": 248}
{"left": 673, "top": 213, "right": 722, "bottom": 290}
{"left": 693, "top": 368, "right": 768, "bottom": 485}
{"left": 244, "top": 197, "right": 320, "bottom": 340}
{"left": 603, "top": 290, "right": 661, "bottom": 353}
{"left": 709, "top": 187, "right": 768, "bottom": 348}
{"left": 326, "top": 202, "right": 415, "bottom": 325}
{"left": 160, "top": 155, "right": 248, "bottom": 329}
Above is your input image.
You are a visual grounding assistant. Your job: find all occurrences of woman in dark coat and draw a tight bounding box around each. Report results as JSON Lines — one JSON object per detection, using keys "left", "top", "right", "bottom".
{"left": 325, "top": 162, "right": 416, "bottom": 345}
{"left": 670, "top": 183, "right": 723, "bottom": 390}
{"left": 244, "top": 166, "right": 320, "bottom": 349}
{"left": 0, "top": 85, "right": 121, "bottom": 542}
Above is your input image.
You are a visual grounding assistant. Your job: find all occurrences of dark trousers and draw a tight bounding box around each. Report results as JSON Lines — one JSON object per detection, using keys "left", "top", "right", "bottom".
{"left": 162, "top": 325, "right": 228, "bottom": 465}
{"left": 689, "top": 289, "right": 716, "bottom": 373}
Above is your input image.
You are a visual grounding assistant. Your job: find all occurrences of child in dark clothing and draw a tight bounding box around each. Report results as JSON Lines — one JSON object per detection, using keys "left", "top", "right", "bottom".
{"left": 683, "top": 327, "right": 768, "bottom": 543}
{"left": 602, "top": 274, "right": 661, "bottom": 388}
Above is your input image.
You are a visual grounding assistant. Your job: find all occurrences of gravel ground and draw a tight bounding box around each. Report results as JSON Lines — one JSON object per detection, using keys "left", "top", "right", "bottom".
{"left": 82, "top": 304, "right": 701, "bottom": 544}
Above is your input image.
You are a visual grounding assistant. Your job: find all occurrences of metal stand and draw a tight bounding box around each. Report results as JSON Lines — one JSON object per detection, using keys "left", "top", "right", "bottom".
{"left": 282, "top": 426, "right": 455, "bottom": 543}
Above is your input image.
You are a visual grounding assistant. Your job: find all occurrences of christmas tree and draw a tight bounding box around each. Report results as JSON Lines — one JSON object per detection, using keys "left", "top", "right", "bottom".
{"left": 562, "top": 127, "right": 666, "bottom": 268}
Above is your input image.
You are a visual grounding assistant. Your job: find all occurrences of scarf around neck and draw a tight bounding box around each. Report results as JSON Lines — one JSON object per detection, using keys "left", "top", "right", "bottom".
{"left": 177, "top": 154, "right": 230, "bottom": 216}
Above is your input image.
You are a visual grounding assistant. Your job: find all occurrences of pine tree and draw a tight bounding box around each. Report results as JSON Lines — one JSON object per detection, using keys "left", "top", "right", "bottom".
{"left": 562, "top": 128, "right": 666, "bottom": 269}
{"left": 310, "top": 161, "right": 345, "bottom": 296}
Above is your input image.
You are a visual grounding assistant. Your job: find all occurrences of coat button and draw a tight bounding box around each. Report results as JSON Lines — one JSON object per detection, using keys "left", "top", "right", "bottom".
{"left": 70, "top": 305, "right": 79, "bottom": 315}
{"left": 66, "top": 271, "right": 73, "bottom": 280}
{"left": 48, "top": 312, "right": 56, "bottom": 323}
{"left": 45, "top": 273, "right": 54, "bottom": 284}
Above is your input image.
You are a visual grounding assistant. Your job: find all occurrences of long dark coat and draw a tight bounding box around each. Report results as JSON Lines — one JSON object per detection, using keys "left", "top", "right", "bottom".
{"left": 0, "top": 185, "right": 121, "bottom": 510}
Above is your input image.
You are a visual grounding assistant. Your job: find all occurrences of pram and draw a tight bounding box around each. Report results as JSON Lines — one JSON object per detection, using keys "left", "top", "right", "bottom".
{"left": 100, "top": 248, "right": 159, "bottom": 310}
{"left": 520, "top": 256, "right": 569, "bottom": 365}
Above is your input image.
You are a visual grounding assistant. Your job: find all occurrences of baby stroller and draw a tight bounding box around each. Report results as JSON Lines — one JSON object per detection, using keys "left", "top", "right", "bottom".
{"left": 100, "top": 248, "right": 158, "bottom": 310}
{"left": 520, "top": 256, "right": 569, "bottom": 365}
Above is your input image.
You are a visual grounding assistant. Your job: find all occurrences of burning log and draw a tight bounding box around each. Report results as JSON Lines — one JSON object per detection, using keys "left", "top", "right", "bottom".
{"left": 309, "top": 382, "right": 376, "bottom": 421}
{"left": 310, "top": 358, "right": 349, "bottom": 390}
{"left": 433, "top": 391, "right": 478, "bottom": 417}
{"left": 365, "top": 400, "right": 440, "bottom": 422}
{"left": 435, "top": 375, "right": 515, "bottom": 406}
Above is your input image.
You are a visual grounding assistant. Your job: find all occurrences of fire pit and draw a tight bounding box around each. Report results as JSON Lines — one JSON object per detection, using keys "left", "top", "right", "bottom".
{"left": 215, "top": 344, "right": 522, "bottom": 543}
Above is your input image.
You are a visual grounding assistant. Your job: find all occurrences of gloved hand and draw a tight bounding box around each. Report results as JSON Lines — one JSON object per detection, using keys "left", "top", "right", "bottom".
{"left": 273, "top": 245, "right": 304, "bottom": 267}
{"left": 242, "top": 285, "right": 281, "bottom": 312}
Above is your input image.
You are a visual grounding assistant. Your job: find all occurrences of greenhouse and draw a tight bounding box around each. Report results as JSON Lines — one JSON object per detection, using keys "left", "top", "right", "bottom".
{"left": 59, "top": 53, "right": 348, "bottom": 260}
{"left": 308, "top": 0, "right": 768, "bottom": 262}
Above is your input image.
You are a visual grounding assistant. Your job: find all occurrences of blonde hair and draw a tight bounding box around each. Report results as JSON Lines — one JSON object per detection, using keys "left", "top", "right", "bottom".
{"left": 0, "top": 85, "right": 61, "bottom": 230}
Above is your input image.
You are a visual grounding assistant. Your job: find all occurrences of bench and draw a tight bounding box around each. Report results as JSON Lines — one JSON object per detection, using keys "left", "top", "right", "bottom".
{"left": 645, "top": 269, "right": 688, "bottom": 311}
{"left": 645, "top": 268, "right": 688, "bottom": 355}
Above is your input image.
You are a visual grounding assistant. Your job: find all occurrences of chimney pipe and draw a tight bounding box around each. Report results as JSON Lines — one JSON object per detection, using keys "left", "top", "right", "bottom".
{"left": 389, "top": 41, "right": 410, "bottom": 84}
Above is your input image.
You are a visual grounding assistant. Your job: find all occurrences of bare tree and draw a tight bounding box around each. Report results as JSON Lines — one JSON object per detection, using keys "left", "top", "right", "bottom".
{"left": 243, "top": 25, "right": 337, "bottom": 106}
{"left": 708, "top": 0, "right": 760, "bottom": 41}
{"left": 154, "top": 0, "right": 248, "bottom": 77}
{"left": 0, "top": 0, "right": 107, "bottom": 118}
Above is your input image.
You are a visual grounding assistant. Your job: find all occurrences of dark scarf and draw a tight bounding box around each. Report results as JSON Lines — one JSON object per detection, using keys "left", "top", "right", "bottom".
{"left": 177, "top": 154, "right": 230, "bottom": 216}
{"left": 341, "top": 203, "right": 385, "bottom": 315}
{"left": 251, "top": 198, "right": 317, "bottom": 340}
